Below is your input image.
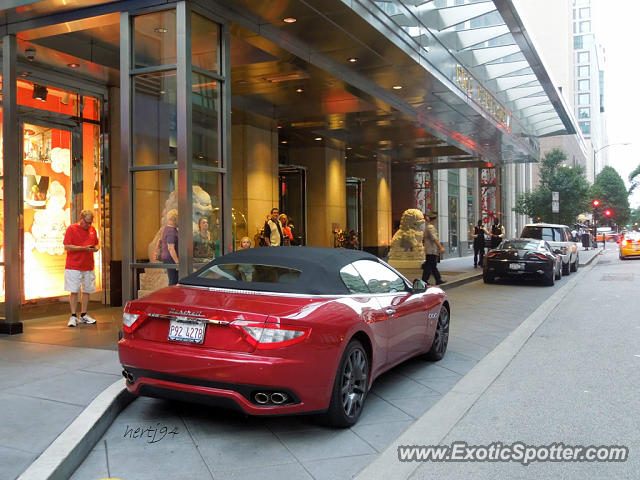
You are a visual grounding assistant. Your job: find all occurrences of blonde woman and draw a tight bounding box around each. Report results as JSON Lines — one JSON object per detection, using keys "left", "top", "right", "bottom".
{"left": 161, "top": 209, "right": 179, "bottom": 285}
{"left": 278, "top": 214, "right": 293, "bottom": 246}
{"left": 239, "top": 236, "right": 252, "bottom": 249}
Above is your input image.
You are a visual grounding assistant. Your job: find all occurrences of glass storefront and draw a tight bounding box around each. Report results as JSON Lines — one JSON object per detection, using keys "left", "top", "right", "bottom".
{"left": 1, "top": 77, "right": 103, "bottom": 302}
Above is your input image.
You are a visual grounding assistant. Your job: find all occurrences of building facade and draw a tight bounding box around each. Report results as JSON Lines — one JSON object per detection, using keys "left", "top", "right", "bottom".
{"left": 0, "top": 0, "right": 577, "bottom": 334}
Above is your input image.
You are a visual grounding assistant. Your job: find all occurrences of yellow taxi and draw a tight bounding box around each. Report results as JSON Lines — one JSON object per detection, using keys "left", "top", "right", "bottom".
{"left": 619, "top": 231, "right": 640, "bottom": 259}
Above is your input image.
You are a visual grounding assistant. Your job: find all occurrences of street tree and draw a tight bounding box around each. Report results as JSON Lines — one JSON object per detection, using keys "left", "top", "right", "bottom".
{"left": 514, "top": 148, "right": 591, "bottom": 225}
{"left": 590, "top": 166, "right": 630, "bottom": 227}
{"left": 629, "top": 163, "right": 640, "bottom": 194}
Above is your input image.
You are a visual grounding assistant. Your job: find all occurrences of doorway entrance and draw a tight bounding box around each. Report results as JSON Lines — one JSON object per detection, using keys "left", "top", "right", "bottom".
{"left": 346, "top": 177, "right": 364, "bottom": 249}
{"left": 278, "top": 166, "right": 307, "bottom": 246}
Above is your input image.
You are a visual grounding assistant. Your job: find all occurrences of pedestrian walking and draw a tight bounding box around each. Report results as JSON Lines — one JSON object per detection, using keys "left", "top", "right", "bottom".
{"left": 64, "top": 209, "right": 100, "bottom": 327}
{"left": 489, "top": 218, "right": 505, "bottom": 249}
{"left": 422, "top": 212, "right": 446, "bottom": 285}
{"left": 264, "top": 208, "right": 284, "bottom": 246}
{"left": 473, "top": 219, "right": 488, "bottom": 268}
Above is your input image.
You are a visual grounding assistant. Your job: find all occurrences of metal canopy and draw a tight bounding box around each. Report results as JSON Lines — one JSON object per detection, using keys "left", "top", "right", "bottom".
{"left": 371, "top": 0, "right": 575, "bottom": 139}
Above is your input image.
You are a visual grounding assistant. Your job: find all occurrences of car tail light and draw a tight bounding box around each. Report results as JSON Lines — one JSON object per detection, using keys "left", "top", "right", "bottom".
{"left": 621, "top": 239, "right": 627, "bottom": 246}
{"left": 528, "top": 253, "right": 548, "bottom": 260}
{"left": 233, "top": 320, "right": 310, "bottom": 349}
{"left": 487, "top": 252, "right": 499, "bottom": 258}
{"left": 122, "top": 305, "right": 147, "bottom": 334}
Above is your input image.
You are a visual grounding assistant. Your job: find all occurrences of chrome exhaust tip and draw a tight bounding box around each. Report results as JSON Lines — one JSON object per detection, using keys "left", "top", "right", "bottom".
{"left": 254, "top": 392, "right": 269, "bottom": 404}
{"left": 122, "top": 369, "right": 135, "bottom": 384}
{"left": 270, "top": 392, "right": 288, "bottom": 405}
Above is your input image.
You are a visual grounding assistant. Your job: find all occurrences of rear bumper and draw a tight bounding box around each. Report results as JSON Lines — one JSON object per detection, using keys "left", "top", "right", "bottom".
{"left": 485, "top": 259, "right": 551, "bottom": 277}
{"left": 118, "top": 338, "right": 334, "bottom": 415}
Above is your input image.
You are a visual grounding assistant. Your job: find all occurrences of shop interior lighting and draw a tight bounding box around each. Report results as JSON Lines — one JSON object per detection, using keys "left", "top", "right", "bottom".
{"left": 32, "top": 84, "right": 48, "bottom": 101}
{"left": 348, "top": 57, "right": 358, "bottom": 63}
{"left": 154, "top": 26, "right": 168, "bottom": 33}
{"left": 295, "top": 88, "right": 304, "bottom": 93}
{"left": 392, "top": 85, "right": 403, "bottom": 90}
{"left": 283, "top": 17, "right": 297, "bottom": 23}
{"left": 315, "top": 137, "right": 322, "bottom": 141}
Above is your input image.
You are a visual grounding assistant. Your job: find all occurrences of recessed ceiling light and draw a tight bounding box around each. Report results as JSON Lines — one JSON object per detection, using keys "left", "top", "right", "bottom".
{"left": 283, "top": 17, "right": 297, "bottom": 23}
{"left": 67, "top": 63, "right": 80, "bottom": 68}
{"left": 346, "top": 146, "right": 352, "bottom": 150}
{"left": 427, "top": 106, "right": 433, "bottom": 110}
{"left": 277, "top": 125, "right": 282, "bottom": 129}
{"left": 315, "top": 137, "right": 322, "bottom": 141}
{"left": 295, "top": 88, "right": 304, "bottom": 93}
{"left": 348, "top": 57, "right": 358, "bottom": 63}
{"left": 392, "top": 85, "right": 402, "bottom": 90}
{"left": 154, "top": 26, "right": 168, "bottom": 33}
{"left": 281, "top": 140, "right": 288, "bottom": 144}
{"left": 18, "top": 71, "right": 30, "bottom": 77}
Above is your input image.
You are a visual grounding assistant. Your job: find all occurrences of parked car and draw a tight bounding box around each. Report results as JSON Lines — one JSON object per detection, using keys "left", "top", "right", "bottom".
{"left": 619, "top": 231, "right": 640, "bottom": 259}
{"left": 483, "top": 238, "right": 562, "bottom": 286}
{"left": 118, "top": 247, "right": 450, "bottom": 427}
{"left": 520, "top": 223, "right": 579, "bottom": 275}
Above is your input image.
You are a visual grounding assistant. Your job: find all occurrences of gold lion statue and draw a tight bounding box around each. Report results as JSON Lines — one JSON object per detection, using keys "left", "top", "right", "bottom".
{"left": 388, "top": 208, "right": 425, "bottom": 260}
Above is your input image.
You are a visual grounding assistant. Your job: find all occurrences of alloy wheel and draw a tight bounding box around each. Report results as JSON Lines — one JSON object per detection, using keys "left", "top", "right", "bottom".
{"left": 432, "top": 307, "right": 450, "bottom": 355}
{"left": 340, "top": 347, "right": 368, "bottom": 418}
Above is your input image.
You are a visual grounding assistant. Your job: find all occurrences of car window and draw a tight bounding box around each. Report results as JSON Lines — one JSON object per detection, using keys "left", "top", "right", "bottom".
{"left": 521, "top": 226, "right": 553, "bottom": 241}
{"left": 339, "top": 264, "right": 370, "bottom": 294}
{"left": 502, "top": 240, "right": 540, "bottom": 250}
{"left": 351, "top": 260, "right": 406, "bottom": 294}
{"left": 197, "top": 263, "right": 301, "bottom": 284}
{"left": 554, "top": 228, "right": 567, "bottom": 242}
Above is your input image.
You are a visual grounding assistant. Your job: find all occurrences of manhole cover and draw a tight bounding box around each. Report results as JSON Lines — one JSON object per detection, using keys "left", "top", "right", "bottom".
{"left": 601, "top": 273, "right": 634, "bottom": 281}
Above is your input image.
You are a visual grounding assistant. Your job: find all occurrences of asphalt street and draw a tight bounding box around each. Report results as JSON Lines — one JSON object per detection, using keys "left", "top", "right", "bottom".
{"left": 68, "top": 251, "right": 598, "bottom": 480}
{"left": 409, "top": 247, "right": 640, "bottom": 479}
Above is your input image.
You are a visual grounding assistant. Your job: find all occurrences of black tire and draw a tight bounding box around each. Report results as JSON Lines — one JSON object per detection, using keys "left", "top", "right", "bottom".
{"left": 570, "top": 256, "right": 578, "bottom": 272}
{"left": 483, "top": 271, "right": 495, "bottom": 284}
{"left": 326, "top": 340, "right": 369, "bottom": 428}
{"left": 425, "top": 305, "right": 450, "bottom": 361}
{"left": 562, "top": 260, "right": 570, "bottom": 276}
{"left": 544, "top": 266, "right": 555, "bottom": 286}
{"left": 554, "top": 262, "right": 562, "bottom": 280}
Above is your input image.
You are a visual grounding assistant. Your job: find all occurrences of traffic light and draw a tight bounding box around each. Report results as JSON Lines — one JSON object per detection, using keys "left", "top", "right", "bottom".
{"left": 592, "top": 199, "right": 600, "bottom": 208}
{"left": 604, "top": 209, "right": 612, "bottom": 218}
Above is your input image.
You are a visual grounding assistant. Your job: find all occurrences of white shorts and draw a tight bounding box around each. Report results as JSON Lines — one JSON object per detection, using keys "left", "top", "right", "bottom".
{"left": 64, "top": 269, "right": 96, "bottom": 294}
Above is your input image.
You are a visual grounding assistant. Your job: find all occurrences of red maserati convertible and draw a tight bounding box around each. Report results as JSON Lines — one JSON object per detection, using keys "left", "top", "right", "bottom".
{"left": 119, "top": 247, "right": 450, "bottom": 427}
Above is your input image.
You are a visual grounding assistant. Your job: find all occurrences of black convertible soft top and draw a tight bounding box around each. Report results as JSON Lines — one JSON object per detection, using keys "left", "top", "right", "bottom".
{"left": 180, "top": 246, "right": 386, "bottom": 295}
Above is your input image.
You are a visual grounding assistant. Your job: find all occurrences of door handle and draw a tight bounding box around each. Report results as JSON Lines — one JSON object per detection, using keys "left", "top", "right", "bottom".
{"left": 385, "top": 308, "right": 397, "bottom": 315}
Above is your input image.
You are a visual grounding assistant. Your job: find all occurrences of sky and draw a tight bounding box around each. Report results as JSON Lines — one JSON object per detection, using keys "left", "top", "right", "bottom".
{"left": 592, "top": 0, "right": 640, "bottom": 208}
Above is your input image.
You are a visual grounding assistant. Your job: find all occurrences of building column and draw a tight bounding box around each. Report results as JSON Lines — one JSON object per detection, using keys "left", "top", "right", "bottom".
{"left": 437, "top": 169, "right": 449, "bottom": 252}
{"left": 347, "top": 156, "right": 391, "bottom": 257}
{"left": 1, "top": 35, "right": 23, "bottom": 334}
{"left": 290, "top": 144, "right": 346, "bottom": 247}
{"left": 459, "top": 168, "right": 469, "bottom": 256}
{"left": 231, "top": 113, "right": 279, "bottom": 246}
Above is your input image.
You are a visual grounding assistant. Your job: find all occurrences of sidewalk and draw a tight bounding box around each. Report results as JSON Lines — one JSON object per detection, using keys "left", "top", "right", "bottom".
{"left": 2, "top": 247, "right": 603, "bottom": 480}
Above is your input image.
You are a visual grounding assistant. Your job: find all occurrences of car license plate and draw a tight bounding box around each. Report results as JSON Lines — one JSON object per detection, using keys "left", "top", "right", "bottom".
{"left": 168, "top": 319, "right": 205, "bottom": 344}
{"left": 509, "top": 263, "right": 524, "bottom": 271}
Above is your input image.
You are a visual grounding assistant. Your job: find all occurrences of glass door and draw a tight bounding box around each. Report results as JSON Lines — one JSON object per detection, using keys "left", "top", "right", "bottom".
{"left": 278, "top": 166, "right": 307, "bottom": 246}
{"left": 346, "top": 177, "right": 364, "bottom": 249}
{"left": 20, "top": 119, "right": 102, "bottom": 301}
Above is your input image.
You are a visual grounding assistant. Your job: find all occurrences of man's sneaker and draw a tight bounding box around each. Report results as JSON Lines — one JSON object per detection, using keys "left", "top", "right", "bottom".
{"left": 79, "top": 314, "right": 97, "bottom": 325}
{"left": 67, "top": 316, "right": 77, "bottom": 327}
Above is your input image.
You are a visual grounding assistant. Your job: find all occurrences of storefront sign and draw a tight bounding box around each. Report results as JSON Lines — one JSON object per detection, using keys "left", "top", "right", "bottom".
{"left": 455, "top": 65, "right": 512, "bottom": 130}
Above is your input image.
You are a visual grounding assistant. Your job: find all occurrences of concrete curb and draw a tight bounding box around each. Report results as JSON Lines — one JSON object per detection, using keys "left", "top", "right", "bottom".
{"left": 354, "top": 251, "right": 600, "bottom": 480}
{"left": 18, "top": 379, "right": 134, "bottom": 480}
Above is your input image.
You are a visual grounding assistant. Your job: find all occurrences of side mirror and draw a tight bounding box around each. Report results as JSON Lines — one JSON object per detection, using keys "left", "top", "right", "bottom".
{"left": 411, "top": 279, "right": 427, "bottom": 293}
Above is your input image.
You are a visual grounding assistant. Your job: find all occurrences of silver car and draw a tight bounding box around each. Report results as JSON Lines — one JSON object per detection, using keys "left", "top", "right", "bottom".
{"left": 519, "top": 223, "right": 579, "bottom": 275}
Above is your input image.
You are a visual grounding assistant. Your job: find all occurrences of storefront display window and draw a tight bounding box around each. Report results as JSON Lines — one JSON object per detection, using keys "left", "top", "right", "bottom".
{"left": 0, "top": 79, "right": 103, "bottom": 302}
{"left": 193, "top": 170, "right": 221, "bottom": 265}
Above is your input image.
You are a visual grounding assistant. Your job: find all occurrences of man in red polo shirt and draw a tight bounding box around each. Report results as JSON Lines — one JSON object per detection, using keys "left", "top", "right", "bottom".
{"left": 64, "top": 209, "right": 100, "bottom": 327}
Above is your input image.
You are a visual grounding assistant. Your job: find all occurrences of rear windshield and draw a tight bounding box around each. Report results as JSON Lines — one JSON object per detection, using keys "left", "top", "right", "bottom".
{"left": 502, "top": 240, "right": 541, "bottom": 250}
{"left": 521, "top": 226, "right": 567, "bottom": 242}
{"left": 196, "top": 263, "right": 302, "bottom": 284}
